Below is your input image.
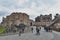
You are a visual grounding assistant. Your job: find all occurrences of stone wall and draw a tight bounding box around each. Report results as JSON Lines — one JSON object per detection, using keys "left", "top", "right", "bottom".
{"left": 1, "top": 12, "right": 30, "bottom": 28}
{"left": 35, "top": 14, "right": 52, "bottom": 26}
{"left": 35, "top": 14, "right": 52, "bottom": 22}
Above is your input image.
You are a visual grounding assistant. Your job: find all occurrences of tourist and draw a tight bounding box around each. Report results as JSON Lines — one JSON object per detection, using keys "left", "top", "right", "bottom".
{"left": 31, "top": 27, "right": 33, "bottom": 33}
{"left": 19, "top": 30, "right": 22, "bottom": 36}
{"left": 36, "top": 27, "right": 40, "bottom": 35}
{"left": 22, "top": 28, "right": 25, "bottom": 33}
{"left": 44, "top": 27, "right": 49, "bottom": 32}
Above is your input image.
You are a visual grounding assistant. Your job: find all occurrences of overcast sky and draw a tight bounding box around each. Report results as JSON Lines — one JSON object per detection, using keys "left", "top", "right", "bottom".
{"left": 0, "top": 0, "right": 60, "bottom": 23}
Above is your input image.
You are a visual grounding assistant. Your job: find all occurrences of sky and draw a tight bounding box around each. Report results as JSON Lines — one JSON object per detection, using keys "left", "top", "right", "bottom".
{"left": 0, "top": 0, "right": 60, "bottom": 23}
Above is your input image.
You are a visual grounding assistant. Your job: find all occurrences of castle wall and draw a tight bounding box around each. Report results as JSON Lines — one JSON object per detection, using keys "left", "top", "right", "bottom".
{"left": 1, "top": 12, "right": 30, "bottom": 27}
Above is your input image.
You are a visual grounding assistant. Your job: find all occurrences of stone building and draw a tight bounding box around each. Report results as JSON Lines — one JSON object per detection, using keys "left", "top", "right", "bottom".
{"left": 35, "top": 14, "right": 52, "bottom": 26}
{"left": 1, "top": 12, "right": 60, "bottom": 32}
{"left": 1, "top": 12, "right": 30, "bottom": 32}
{"left": 35, "top": 14, "right": 52, "bottom": 22}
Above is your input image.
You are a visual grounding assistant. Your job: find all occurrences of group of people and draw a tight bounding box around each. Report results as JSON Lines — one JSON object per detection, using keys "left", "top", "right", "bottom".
{"left": 31, "top": 27, "right": 41, "bottom": 35}
{"left": 19, "top": 27, "right": 25, "bottom": 36}
{"left": 14, "top": 24, "right": 26, "bottom": 36}
{"left": 44, "top": 27, "right": 52, "bottom": 32}
{"left": 18, "top": 26, "right": 52, "bottom": 36}
{"left": 31, "top": 26, "right": 52, "bottom": 35}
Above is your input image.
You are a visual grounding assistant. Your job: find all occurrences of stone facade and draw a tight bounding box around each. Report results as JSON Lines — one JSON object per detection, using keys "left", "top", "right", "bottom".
{"left": 1, "top": 13, "right": 53, "bottom": 27}
{"left": 35, "top": 14, "right": 52, "bottom": 22}
{"left": 1, "top": 12, "right": 60, "bottom": 31}
{"left": 35, "top": 14, "right": 52, "bottom": 26}
{"left": 1, "top": 12, "right": 30, "bottom": 27}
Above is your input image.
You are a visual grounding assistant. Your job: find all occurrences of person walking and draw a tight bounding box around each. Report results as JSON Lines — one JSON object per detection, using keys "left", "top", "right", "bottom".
{"left": 36, "top": 27, "right": 40, "bottom": 35}
{"left": 31, "top": 27, "right": 33, "bottom": 33}
{"left": 19, "top": 29, "right": 22, "bottom": 36}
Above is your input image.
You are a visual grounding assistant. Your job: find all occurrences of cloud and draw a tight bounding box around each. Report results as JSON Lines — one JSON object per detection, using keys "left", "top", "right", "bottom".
{"left": 43, "top": 0, "right": 56, "bottom": 6}
{"left": 0, "top": 6, "right": 12, "bottom": 17}
{"left": 0, "top": 0, "right": 60, "bottom": 23}
{"left": 0, "top": 0, "right": 16, "bottom": 7}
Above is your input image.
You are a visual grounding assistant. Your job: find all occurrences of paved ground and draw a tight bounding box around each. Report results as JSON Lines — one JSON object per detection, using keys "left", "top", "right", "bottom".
{"left": 51, "top": 33, "right": 60, "bottom": 40}
{"left": 0, "top": 32, "right": 53, "bottom": 40}
{"left": 51, "top": 31, "right": 60, "bottom": 40}
{"left": 0, "top": 27, "right": 60, "bottom": 40}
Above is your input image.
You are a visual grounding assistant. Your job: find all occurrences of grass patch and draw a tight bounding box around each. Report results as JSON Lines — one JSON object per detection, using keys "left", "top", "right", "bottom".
{"left": 0, "top": 26, "right": 6, "bottom": 34}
